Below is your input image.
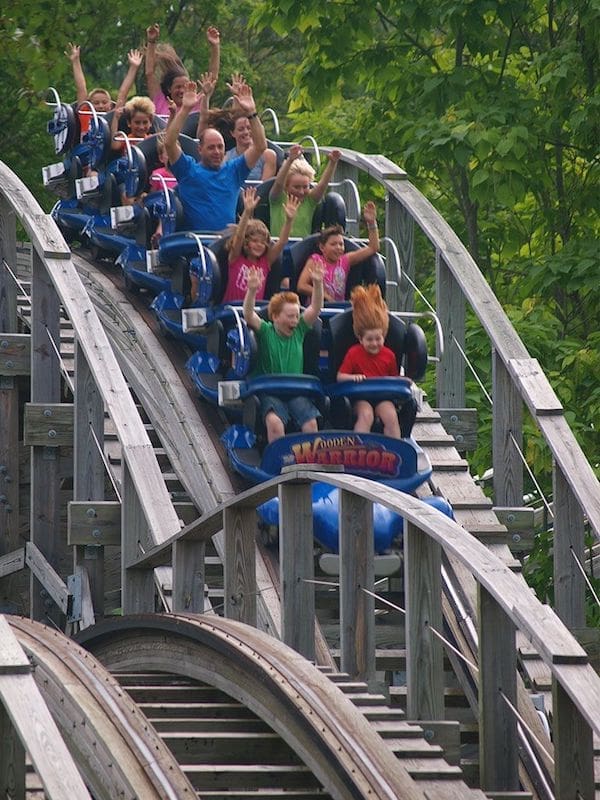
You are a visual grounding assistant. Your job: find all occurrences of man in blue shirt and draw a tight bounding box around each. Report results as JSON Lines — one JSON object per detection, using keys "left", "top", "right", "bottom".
{"left": 165, "top": 78, "right": 267, "bottom": 232}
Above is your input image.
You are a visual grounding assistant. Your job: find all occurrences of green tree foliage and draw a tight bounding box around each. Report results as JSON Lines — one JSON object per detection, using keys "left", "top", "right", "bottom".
{"left": 252, "top": 0, "right": 599, "bottom": 471}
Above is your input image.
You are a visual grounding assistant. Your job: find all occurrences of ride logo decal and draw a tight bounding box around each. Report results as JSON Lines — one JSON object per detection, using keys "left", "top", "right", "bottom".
{"left": 268, "top": 433, "right": 405, "bottom": 479}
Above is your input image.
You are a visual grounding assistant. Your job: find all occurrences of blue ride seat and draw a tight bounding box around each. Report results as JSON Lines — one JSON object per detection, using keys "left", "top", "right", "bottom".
{"left": 327, "top": 308, "right": 427, "bottom": 438}
{"left": 287, "top": 234, "right": 386, "bottom": 303}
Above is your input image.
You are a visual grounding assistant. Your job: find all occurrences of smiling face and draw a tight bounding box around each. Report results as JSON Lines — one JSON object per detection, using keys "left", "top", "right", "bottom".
{"left": 272, "top": 301, "right": 300, "bottom": 337}
{"left": 285, "top": 173, "right": 311, "bottom": 200}
{"left": 319, "top": 232, "right": 345, "bottom": 263}
{"left": 244, "top": 233, "right": 268, "bottom": 259}
{"left": 199, "top": 128, "right": 225, "bottom": 169}
{"left": 232, "top": 116, "right": 252, "bottom": 150}
{"left": 168, "top": 75, "right": 190, "bottom": 106}
{"left": 128, "top": 111, "right": 152, "bottom": 139}
{"left": 359, "top": 328, "right": 385, "bottom": 356}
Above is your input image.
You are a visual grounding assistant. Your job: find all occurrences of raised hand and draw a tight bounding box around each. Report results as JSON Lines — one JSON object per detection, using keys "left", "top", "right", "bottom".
{"left": 198, "top": 71, "right": 217, "bottom": 99}
{"left": 242, "top": 187, "right": 260, "bottom": 213}
{"left": 309, "top": 259, "right": 325, "bottom": 285}
{"left": 329, "top": 149, "right": 341, "bottom": 163}
{"left": 206, "top": 26, "right": 220, "bottom": 46}
{"left": 146, "top": 23, "right": 160, "bottom": 43}
{"left": 227, "top": 72, "right": 247, "bottom": 96}
{"left": 128, "top": 48, "right": 143, "bottom": 68}
{"left": 181, "top": 80, "right": 200, "bottom": 110}
{"left": 283, "top": 193, "right": 301, "bottom": 220}
{"left": 247, "top": 265, "right": 262, "bottom": 292}
{"left": 363, "top": 201, "right": 377, "bottom": 225}
{"left": 230, "top": 80, "right": 256, "bottom": 116}
{"left": 66, "top": 43, "right": 80, "bottom": 62}
{"left": 288, "top": 143, "right": 303, "bottom": 161}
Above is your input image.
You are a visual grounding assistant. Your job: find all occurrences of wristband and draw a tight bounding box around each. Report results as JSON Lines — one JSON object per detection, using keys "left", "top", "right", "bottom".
{"left": 367, "top": 223, "right": 378, "bottom": 230}
{"left": 247, "top": 112, "right": 259, "bottom": 120}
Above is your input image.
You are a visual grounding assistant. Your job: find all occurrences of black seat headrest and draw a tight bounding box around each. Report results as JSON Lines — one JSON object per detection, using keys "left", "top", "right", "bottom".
{"left": 328, "top": 309, "right": 407, "bottom": 381}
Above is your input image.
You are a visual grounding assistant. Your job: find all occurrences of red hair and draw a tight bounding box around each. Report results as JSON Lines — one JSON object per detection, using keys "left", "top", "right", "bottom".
{"left": 268, "top": 291, "right": 300, "bottom": 319}
{"left": 351, "top": 284, "right": 389, "bottom": 338}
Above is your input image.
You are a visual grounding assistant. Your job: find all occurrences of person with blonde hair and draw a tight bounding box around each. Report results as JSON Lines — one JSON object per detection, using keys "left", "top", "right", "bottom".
{"left": 269, "top": 144, "right": 341, "bottom": 238}
{"left": 337, "top": 283, "right": 404, "bottom": 438}
{"left": 110, "top": 95, "right": 156, "bottom": 151}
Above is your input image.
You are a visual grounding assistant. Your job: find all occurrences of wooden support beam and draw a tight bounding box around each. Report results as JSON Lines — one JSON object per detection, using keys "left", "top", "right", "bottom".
{"left": 339, "top": 489, "right": 375, "bottom": 683}
{"left": 279, "top": 478, "right": 315, "bottom": 660}
{"left": 404, "top": 520, "right": 444, "bottom": 720}
{"left": 68, "top": 501, "right": 121, "bottom": 546}
{"left": 492, "top": 350, "right": 523, "bottom": 510}
{"left": 553, "top": 465, "right": 586, "bottom": 630}
{"left": 0, "top": 548, "right": 25, "bottom": 579}
{"left": 0, "top": 333, "right": 30, "bottom": 375}
{"left": 436, "top": 408, "right": 478, "bottom": 451}
{"left": 73, "top": 340, "right": 106, "bottom": 622}
{"left": 121, "top": 462, "right": 154, "bottom": 614}
{"left": 24, "top": 402, "right": 73, "bottom": 447}
{"left": 552, "top": 677, "right": 594, "bottom": 799}
{"left": 436, "top": 253, "right": 465, "bottom": 408}
{"left": 478, "top": 584, "right": 519, "bottom": 792}
{"left": 30, "top": 248, "right": 62, "bottom": 622}
{"left": 172, "top": 538, "right": 206, "bottom": 613}
{"left": 25, "top": 542, "right": 71, "bottom": 617}
{"left": 223, "top": 504, "right": 257, "bottom": 625}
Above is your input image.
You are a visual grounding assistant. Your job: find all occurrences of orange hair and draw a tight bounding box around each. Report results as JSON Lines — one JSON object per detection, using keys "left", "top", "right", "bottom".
{"left": 268, "top": 291, "right": 300, "bottom": 320}
{"left": 351, "top": 284, "right": 389, "bottom": 338}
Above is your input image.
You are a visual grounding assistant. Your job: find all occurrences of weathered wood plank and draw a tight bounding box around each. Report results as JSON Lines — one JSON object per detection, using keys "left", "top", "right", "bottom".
{"left": 339, "top": 490, "right": 375, "bottom": 683}
{"left": 223, "top": 504, "right": 257, "bottom": 625}
{"left": 30, "top": 247, "right": 62, "bottom": 622}
{"left": 404, "top": 520, "right": 444, "bottom": 720}
{"left": 492, "top": 351, "right": 523, "bottom": 509}
{"left": 279, "top": 480, "right": 315, "bottom": 660}
{"left": 0, "top": 616, "right": 31, "bottom": 674}
{"left": 0, "top": 672, "right": 91, "bottom": 799}
{"left": 0, "top": 333, "right": 30, "bottom": 375}
{"left": 436, "top": 253, "right": 465, "bottom": 408}
{"left": 172, "top": 538, "right": 206, "bottom": 613}
{"left": 436, "top": 408, "right": 478, "bottom": 451}
{"left": 0, "top": 548, "right": 25, "bottom": 578}
{"left": 0, "top": 376, "right": 20, "bottom": 553}
{"left": 553, "top": 464, "right": 586, "bottom": 630}
{"left": 552, "top": 677, "right": 594, "bottom": 799}
{"left": 24, "top": 402, "right": 73, "bottom": 447}
{"left": 25, "top": 542, "right": 70, "bottom": 616}
{"left": 508, "top": 358, "right": 563, "bottom": 416}
{"left": 68, "top": 500, "right": 120, "bottom": 546}
{"left": 478, "top": 584, "right": 519, "bottom": 791}
{"left": 73, "top": 340, "right": 106, "bottom": 619}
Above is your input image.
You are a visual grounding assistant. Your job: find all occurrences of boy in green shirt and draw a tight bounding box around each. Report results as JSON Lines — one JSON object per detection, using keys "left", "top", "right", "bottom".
{"left": 243, "top": 262, "right": 325, "bottom": 443}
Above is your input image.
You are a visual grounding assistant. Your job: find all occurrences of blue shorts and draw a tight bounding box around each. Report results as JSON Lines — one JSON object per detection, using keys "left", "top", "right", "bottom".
{"left": 260, "top": 394, "right": 320, "bottom": 428}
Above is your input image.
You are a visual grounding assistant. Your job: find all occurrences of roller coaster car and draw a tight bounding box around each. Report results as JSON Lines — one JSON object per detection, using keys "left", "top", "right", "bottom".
{"left": 219, "top": 305, "right": 450, "bottom": 565}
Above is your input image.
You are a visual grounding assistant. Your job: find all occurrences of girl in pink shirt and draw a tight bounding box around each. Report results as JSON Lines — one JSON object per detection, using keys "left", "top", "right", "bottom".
{"left": 297, "top": 201, "right": 380, "bottom": 303}
{"left": 220, "top": 188, "right": 300, "bottom": 303}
